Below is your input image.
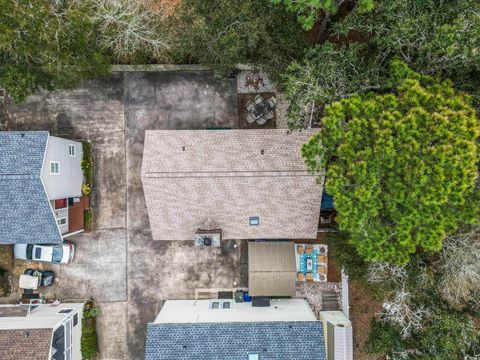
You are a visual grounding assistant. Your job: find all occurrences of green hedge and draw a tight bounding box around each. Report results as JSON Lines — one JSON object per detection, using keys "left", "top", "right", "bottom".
{"left": 82, "top": 141, "right": 93, "bottom": 191}
{"left": 81, "top": 300, "right": 99, "bottom": 360}
{"left": 84, "top": 208, "right": 93, "bottom": 232}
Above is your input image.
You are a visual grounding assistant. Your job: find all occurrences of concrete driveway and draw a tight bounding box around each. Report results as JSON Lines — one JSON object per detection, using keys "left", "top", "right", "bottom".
{"left": 5, "top": 71, "right": 246, "bottom": 360}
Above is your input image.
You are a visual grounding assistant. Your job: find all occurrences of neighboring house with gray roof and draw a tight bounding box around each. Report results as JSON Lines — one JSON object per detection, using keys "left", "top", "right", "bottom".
{"left": 141, "top": 129, "right": 323, "bottom": 241}
{"left": 145, "top": 299, "right": 326, "bottom": 360}
{"left": 0, "top": 131, "right": 84, "bottom": 244}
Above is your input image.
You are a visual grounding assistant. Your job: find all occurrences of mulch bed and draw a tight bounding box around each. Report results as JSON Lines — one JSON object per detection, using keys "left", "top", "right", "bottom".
{"left": 238, "top": 93, "right": 277, "bottom": 129}
{"left": 349, "top": 282, "right": 384, "bottom": 360}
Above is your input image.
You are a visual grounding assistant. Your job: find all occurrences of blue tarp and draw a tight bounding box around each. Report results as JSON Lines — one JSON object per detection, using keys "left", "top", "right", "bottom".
{"left": 321, "top": 192, "right": 334, "bottom": 210}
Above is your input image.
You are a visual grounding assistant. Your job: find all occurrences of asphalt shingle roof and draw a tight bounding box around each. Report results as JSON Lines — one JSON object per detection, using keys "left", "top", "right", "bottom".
{"left": 0, "top": 328, "right": 53, "bottom": 360}
{"left": 142, "top": 130, "right": 323, "bottom": 240}
{"left": 145, "top": 321, "right": 326, "bottom": 360}
{"left": 0, "top": 131, "right": 48, "bottom": 175}
{"left": 0, "top": 131, "right": 62, "bottom": 244}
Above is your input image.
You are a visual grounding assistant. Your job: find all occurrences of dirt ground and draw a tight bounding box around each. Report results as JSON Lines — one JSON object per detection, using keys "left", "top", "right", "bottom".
{"left": 349, "top": 281, "right": 384, "bottom": 360}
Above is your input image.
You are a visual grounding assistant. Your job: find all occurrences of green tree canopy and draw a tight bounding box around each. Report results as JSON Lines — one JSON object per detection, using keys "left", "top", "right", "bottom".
{"left": 283, "top": 43, "right": 380, "bottom": 129}
{"left": 365, "top": 310, "right": 478, "bottom": 360}
{"left": 334, "top": 0, "right": 480, "bottom": 107}
{"left": 0, "top": 0, "right": 110, "bottom": 103}
{"left": 302, "top": 61, "right": 480, "bottom": 265}
{"left": 272, "top": 0, "right": 375, "bottom": 30}
{"left": 172, "top": 0, "right": 306, "bottom": 80}
{"left": 283, "top": 0, "right": 480, "bottom": 129}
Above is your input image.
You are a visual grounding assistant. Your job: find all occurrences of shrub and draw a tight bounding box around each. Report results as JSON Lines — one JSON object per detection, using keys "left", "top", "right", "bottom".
{"left": 81, "top": 184, "right": 92, "bottom": 196}
{"left": 84, "top": 209, "right": 94, "bottom": 232}
{"left": 364, "top": 318, "right": 404, "bottom": 355}
{"left": 82, "top": 142, "right": 93, "bottom": 183}
{"left": 81, "top": 299, "right": 99, "bottom": 360}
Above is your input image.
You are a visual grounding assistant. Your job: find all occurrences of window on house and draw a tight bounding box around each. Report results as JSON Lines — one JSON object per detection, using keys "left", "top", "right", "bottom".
{"left": 222, "top": 301, "right": 231, "bottom": 309}
{"left": 73, "top": 313, "right": 78, "bottom": 327}
{"left": 249, "top": 217, "right": 259, "bottom": 226}
{"left": 57, "top": 218, "right": 67, "bottom": 226}
{"left": 210, "top": 301, "right": 220, "bottom": 309}
{"left": 210, "top": 300, "right": 232, "bottom": 309}
{"left": 50, "top": 161, "right": 60, "bottom": 175}
{"left": 68, "top": 144, "right": 76, "bottom": 157}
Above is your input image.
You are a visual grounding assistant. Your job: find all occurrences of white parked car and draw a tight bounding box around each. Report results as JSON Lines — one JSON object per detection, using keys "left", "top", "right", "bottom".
{"left": 14, "top": 243, "right": 75, "bottom": 264}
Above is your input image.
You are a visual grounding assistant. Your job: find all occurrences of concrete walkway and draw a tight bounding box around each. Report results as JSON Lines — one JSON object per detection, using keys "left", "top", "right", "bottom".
{"left": 5, "top": 71, "right": 245, "bottom": 360}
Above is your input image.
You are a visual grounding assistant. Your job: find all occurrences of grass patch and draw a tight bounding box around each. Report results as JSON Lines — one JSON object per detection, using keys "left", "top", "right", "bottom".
{"left": 84, "top": 208, "right": 94, "bottom": 232}
{"left": 81, "top": 299, "right": 99, "bottom": 360}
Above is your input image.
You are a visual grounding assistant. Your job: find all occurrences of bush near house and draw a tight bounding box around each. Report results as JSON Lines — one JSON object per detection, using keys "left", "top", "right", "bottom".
{"left": 82, "top": 141, "right": 94, "bottom": 232}
{"left": 84, "top": 208, "right": 94, "bottom": 233}
{"left": 81, "top": 141, "right": 93, "bottom": 191}
{"left": 81, "top": 299, "right": 100, "bottom": 360}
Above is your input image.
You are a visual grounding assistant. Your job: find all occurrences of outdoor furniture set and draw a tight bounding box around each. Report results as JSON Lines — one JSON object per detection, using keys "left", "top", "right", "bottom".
{"left": 246, "top": 95, "right": 277, "bottom": 125}
{"left": 295, "top": 244, "right": 328, "bottom": 282}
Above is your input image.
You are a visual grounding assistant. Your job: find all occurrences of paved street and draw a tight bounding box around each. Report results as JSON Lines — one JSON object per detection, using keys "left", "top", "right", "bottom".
{"left": 5, "top": 71, "right": 247, "bottom": 360}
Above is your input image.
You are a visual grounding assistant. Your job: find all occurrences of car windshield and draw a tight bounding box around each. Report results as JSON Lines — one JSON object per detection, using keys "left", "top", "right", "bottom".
{"left": 26, "top": 245, "right": 33, "bottom": 260}
{"left": 52, "top": 247, "right": 63, "bottom": 263}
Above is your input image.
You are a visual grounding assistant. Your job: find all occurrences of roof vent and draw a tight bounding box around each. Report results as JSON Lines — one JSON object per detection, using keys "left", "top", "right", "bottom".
{"left": 182, "top": 146, "right": 186, "bottom": 151}
{"left": 248, "top": 354, "right": 259, "bottom": 360}
{"left": 260, "top": 149, "right": 265, "bottom": 155}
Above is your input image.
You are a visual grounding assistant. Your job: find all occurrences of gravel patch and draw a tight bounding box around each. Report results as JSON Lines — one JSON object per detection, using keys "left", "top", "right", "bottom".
{"left": 295, "top": 281, "right": 342, "bottom": 315}
{"left": 236, "top": 70, "right": 276, "bottom": 94}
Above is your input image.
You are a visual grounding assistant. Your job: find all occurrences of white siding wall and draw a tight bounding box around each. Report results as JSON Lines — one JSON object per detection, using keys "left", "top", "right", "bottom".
{"left": 334, "top": 326, "right": 353, "bottom": 360}
{"left": 41, "top": 136, "right": 83, "bottom": 200}
{"left": 155, "top": 299, "right": 318, "bottom": 323}
{"left": 52, "top": 205, "right": 69, "bottom": 234}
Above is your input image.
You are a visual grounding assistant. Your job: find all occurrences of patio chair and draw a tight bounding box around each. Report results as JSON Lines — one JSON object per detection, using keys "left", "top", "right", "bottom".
{"left": 246, "top": 114, "right": 256, "bottom": 124}
{"left": 306, "top": 272, "right": 314, "bottom": 282}
{"left": 305, "top": 247, "right": 313, "bottom": 255}
{"left": 246, "top": 100, "right": 255, "bottom": 112}
{"left": 317, "top": 265, "right": 328, "bottom": 275}
{"left": 256, "top": 116, "right": 268, "bottom": 126}
{"left": 297, "top": 272, "right": 305, "bottom": 282}
{"left": 317, "top": 255, "right": 328, "bottom": 264}
{"left": 264, "top": 111, "right": 274, "bottom": 120}
{"left": 266, "top": 96, "right": 277, "bottom": 108}
{"left": 296, "top": 245, "right": 305, "bottom": 255}
{"left": 254, "top": 94, "right": 264, "bottom": 104}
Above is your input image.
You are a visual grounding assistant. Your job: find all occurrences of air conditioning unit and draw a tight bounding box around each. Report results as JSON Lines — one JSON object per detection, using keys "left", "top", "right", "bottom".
{"left": 194, "top": 229, "right": 222, "bottom": 248}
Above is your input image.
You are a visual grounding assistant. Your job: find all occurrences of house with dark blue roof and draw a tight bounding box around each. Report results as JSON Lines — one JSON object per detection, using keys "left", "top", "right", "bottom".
{"left": 0, "top": 131, "right": 85, "bottom": 244}
{"left": 145, "top": 299, "right": 327, "bottom": 360}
